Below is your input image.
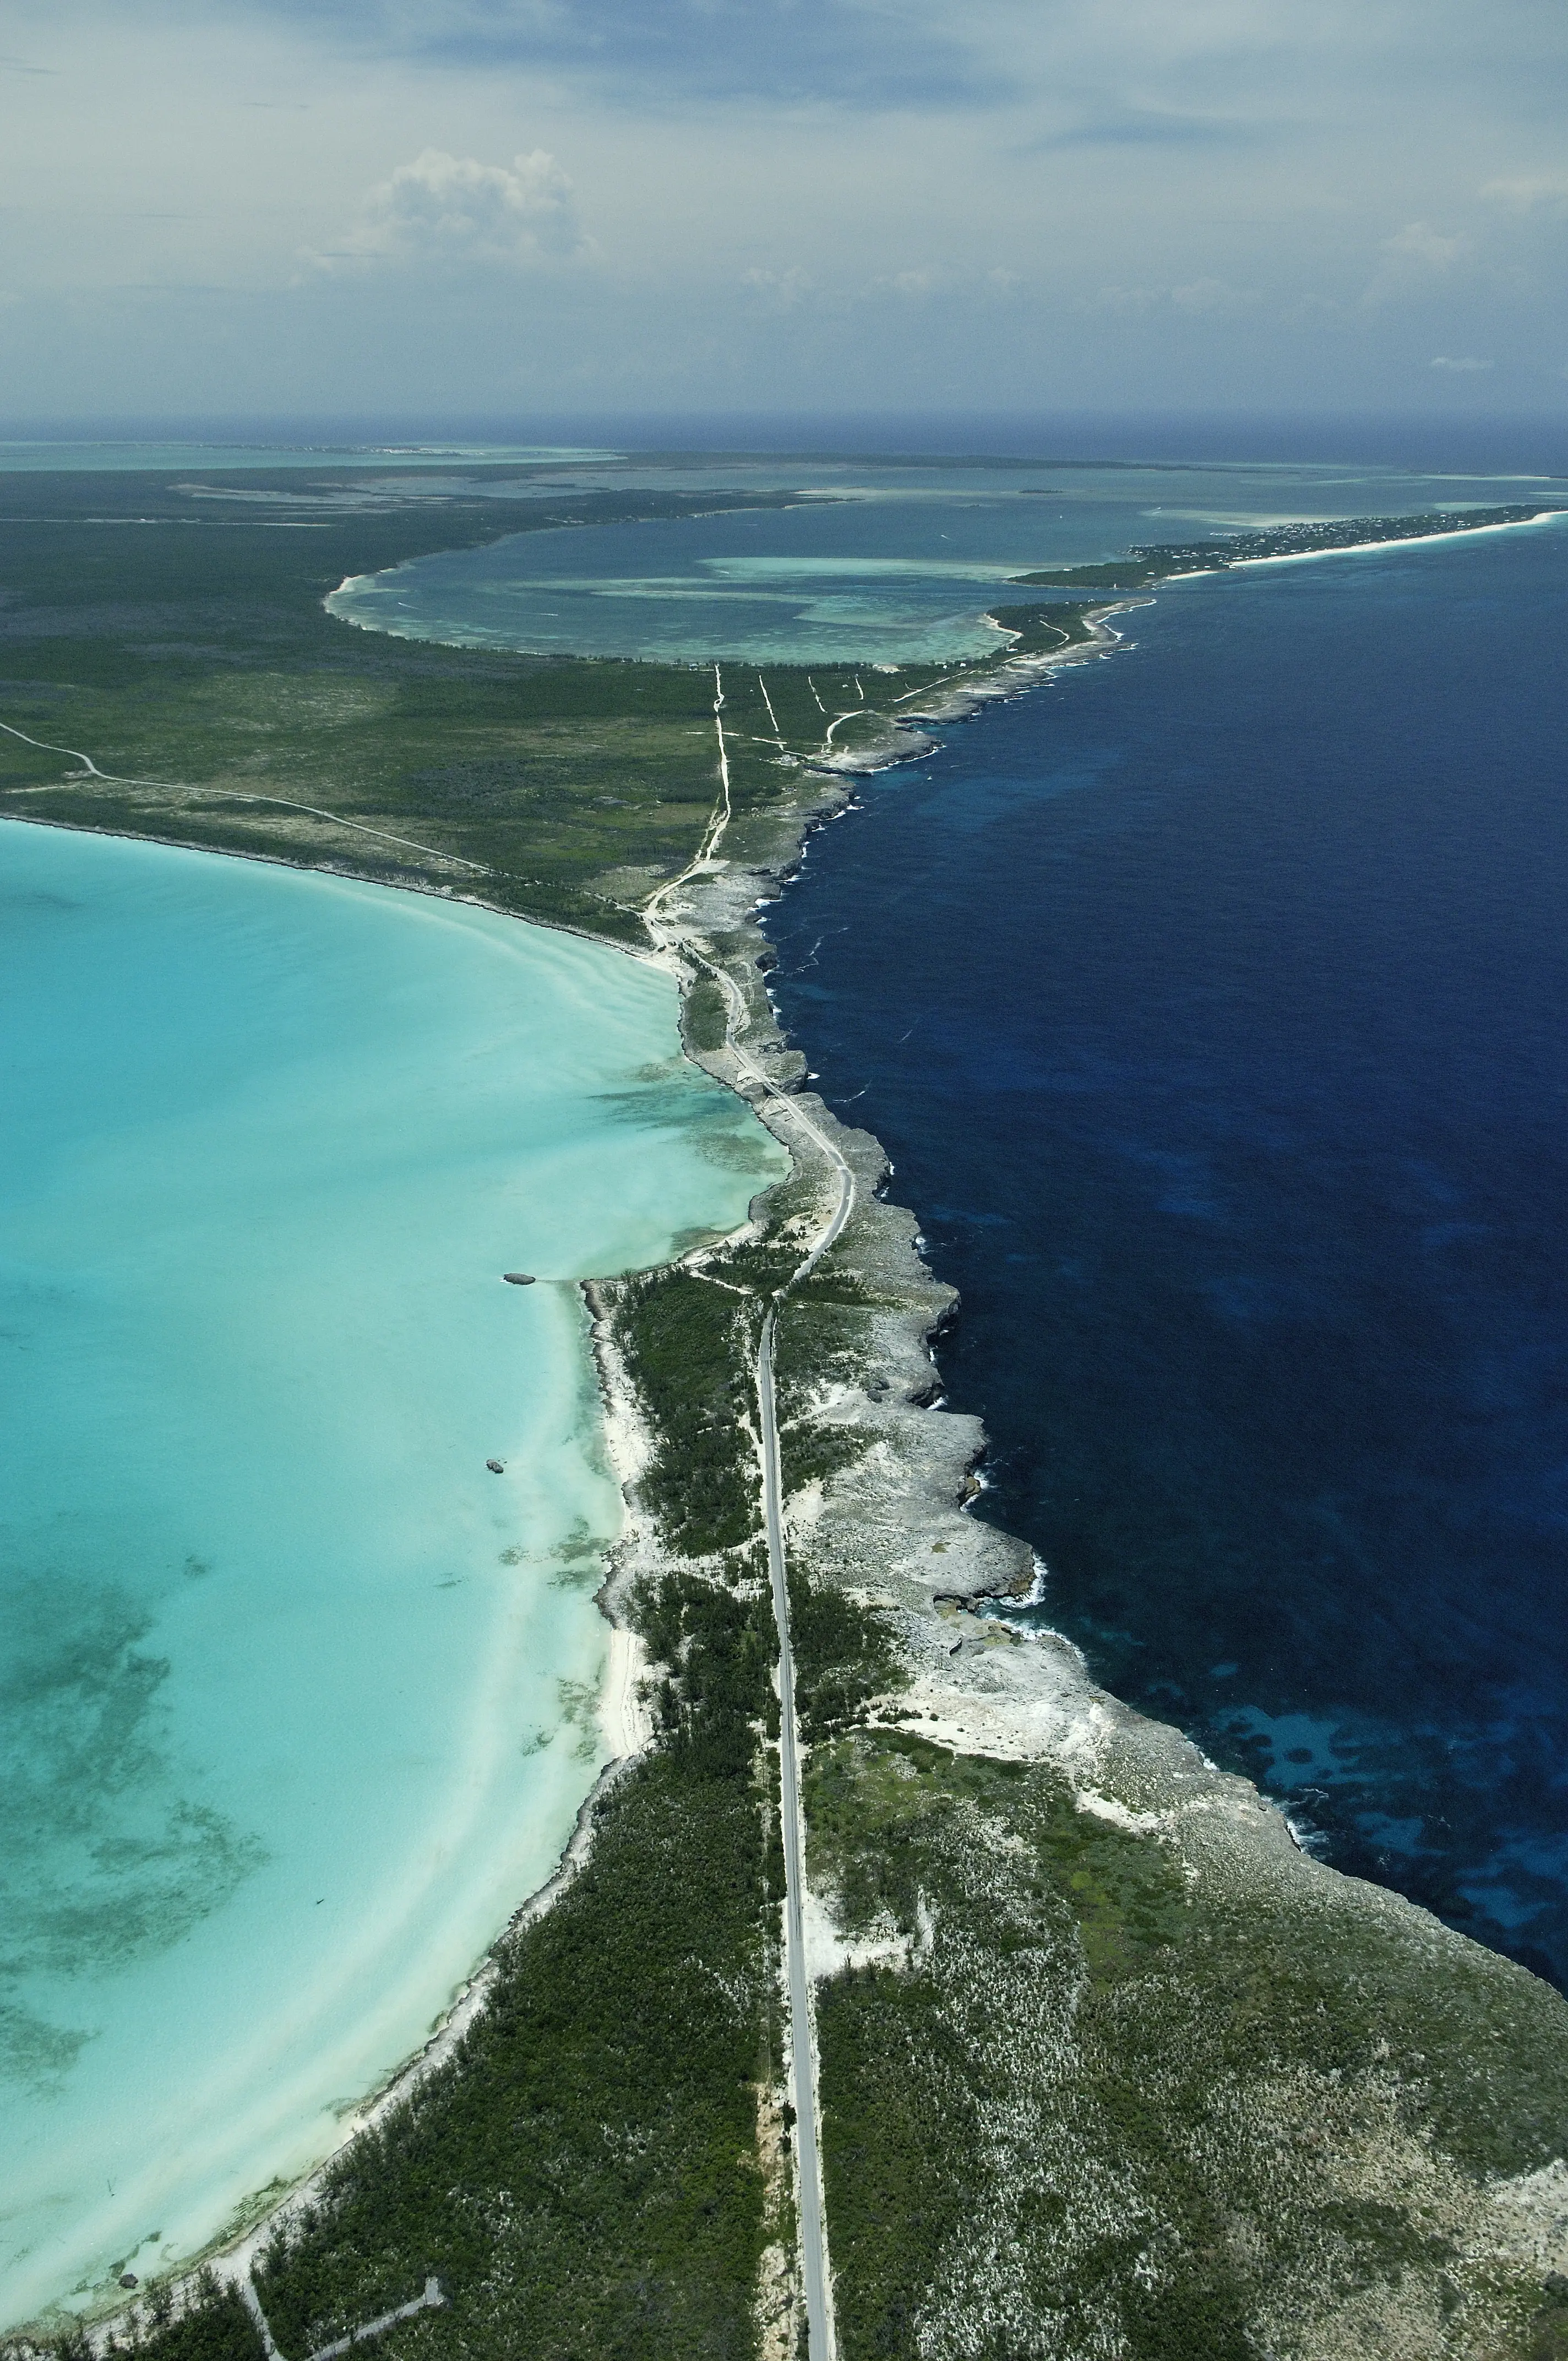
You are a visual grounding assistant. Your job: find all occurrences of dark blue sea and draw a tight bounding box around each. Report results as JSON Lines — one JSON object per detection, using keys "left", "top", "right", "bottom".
{"left": 765, "top": 519, "right": 1568, "bottom": 1987}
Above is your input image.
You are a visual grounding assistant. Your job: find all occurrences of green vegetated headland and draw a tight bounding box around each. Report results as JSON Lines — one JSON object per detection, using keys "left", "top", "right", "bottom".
{"left": 807, "top": 1724, "right": 1568, "bottom": 2360}
{"left": 9, "top": 466, "right": 1568, "bottom": 2361}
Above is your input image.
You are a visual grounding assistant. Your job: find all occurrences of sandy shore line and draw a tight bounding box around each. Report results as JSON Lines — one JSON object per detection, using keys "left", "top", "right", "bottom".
{"left": 28, "top": 1134, "right": 671, "bottom": 2352}
{"left": 1211, "top": 505, "right": 1568, "bottom": 573}
{"left": 175, "top": 1744, "right": 636, "bottom": 2324}
{"left": 601, "top": 1623, "right": 654, "bottom": 1756}
{"left": 135, "top": 1606, "right": 651, "bottom": 2339}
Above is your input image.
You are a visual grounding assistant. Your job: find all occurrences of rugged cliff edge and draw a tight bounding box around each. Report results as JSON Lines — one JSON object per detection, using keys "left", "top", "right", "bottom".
{"left": 581, "top": 692, "right": 1568, "bottom": 2361}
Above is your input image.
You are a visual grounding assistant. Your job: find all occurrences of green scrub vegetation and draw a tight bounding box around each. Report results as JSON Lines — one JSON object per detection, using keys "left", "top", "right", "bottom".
{"left": 807, "top": 1729, "right": 1568, "bottom": 2361}
{"left": 786, "top": 1577, "right": 902, "bottom": 1742}
{"left": 0, "top": 466, "right": 967, "bottom": 940}
{"left": 47, "top": 2276, "right": 259, "bottom": 2361}
{"left": 772, "top": 1265, "right": 882, "bottom": 1498}
{"left": 612, "top": 1266, "right": 763, "bottom": 1559}
{"left": 682, "top": 973, "right": 733, "bottom": 1056}
{"left": 982, "top": 600, "right": 1101, "bottom": 656}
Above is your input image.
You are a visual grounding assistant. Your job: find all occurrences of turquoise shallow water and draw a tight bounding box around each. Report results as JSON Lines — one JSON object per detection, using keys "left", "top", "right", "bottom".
{"left": 0, "top": 823, "right": 785, "bottom": 2330}
{"left": 323, "top": 458, "right": 1550, "bottom": 666}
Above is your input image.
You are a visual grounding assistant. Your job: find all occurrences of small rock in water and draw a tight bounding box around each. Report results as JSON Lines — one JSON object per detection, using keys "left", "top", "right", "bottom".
{"left": 502, "top": 1272, "right": 536, "bottom": 1286}
{"left": 486, "top": 1459, "right": 505, "bottom": 1475}
{"left": 119, "top": 2274, "right": 139, "bottom": 2289}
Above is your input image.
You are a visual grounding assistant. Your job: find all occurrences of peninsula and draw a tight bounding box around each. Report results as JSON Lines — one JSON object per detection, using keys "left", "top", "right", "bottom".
{"left": 6, "top": 461, "right": 1568, "bottom": 2361}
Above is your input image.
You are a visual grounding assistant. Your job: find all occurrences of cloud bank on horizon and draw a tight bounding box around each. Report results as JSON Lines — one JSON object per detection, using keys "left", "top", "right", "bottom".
{"left": 0, "top": 0, "right": 1564, "bottom": 421}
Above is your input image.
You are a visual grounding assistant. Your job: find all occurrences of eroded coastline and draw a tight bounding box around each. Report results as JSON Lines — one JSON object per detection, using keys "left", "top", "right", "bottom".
{"left": 580, "top": 670, "right": 1568, "bottom": 2357}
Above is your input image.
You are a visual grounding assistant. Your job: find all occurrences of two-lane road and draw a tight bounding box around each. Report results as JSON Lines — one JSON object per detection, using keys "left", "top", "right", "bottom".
{"left": 757, "top": 1309, "right": 832, "bottom": 2359}
{"left": 754, "top": 1079, "right": 854, "bottom": 2361}
{"left": 644, "top": 719, "right": 854, "bottom": 2358}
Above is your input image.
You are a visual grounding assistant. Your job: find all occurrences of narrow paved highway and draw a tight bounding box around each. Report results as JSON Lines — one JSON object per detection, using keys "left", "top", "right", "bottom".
{"left": 742, "top": 1008, "right": 853, "bottom": 2361}
{"left": 643, "top": 706, "right": 853, "bottom": 2357}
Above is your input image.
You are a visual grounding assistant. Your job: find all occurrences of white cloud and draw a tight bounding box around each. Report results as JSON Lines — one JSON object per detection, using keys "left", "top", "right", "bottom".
{"left": 1087, "top": 285, "right": 1157, "bottom": 314}
{"left": 1430, "top": 353, "right": 1493, "bottom": 371}
{"left": 1382, "top": 220, "right": 1471, "bottom": 269}
{"left": 3, "top": 0, "right": 1567, "bottom": 415}
{"left": 1086, "top": 279, "right": 1249, "bottom": 316}
{"left": 1362, "top": 219, "right": 1473, "bottom": 308}
{"left": 743, "top": 265, "right": 813, "bottom": 308}
{"left": 1170, "top": 275, "right": 1250, "bottom": 314}
{"left": 327, "top": 147, "right": 590, "bottom": 270}
{"left": 1481, "top": 172, "right": 1568, "bottom": 215}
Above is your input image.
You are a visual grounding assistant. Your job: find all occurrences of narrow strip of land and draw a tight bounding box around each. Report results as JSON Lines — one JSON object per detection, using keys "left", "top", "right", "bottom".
{"left": 641, "top": 741, "right": 852, "bottom": 2359}
{"left": 742, "top": 1002, "right": 854, "bottom": 2361}
{"left": 758, "top": 1311, "right": 831, "bottom": 2356}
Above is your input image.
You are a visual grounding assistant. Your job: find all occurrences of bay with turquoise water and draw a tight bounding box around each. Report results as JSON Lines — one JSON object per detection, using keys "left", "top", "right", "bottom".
{"left": 0, "top": 824, "right": 784, "bottom": 2329}
{"left": 323, "top": 454, "right": 1553, "bottom": 666}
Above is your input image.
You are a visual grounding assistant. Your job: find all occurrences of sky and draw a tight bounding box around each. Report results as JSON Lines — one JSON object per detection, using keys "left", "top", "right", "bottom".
{"left": 1, "top": 0, "right": 1565, "bottom": 424}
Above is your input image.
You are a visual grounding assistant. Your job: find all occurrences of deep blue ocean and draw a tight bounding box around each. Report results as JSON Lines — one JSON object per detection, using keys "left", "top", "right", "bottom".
{"left": 765, "top": 518, "right": 1568, "bottom": 1987}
